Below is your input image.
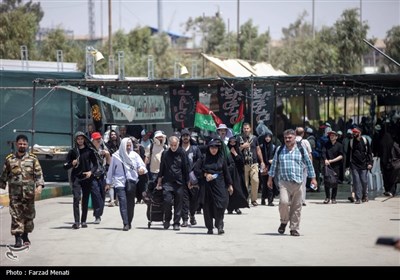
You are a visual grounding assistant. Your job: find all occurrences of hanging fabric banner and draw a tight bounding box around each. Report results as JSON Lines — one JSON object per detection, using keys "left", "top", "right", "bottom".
{"left": 252, "top": 85, "right": 275, "bottom": 127}
{"left": 169, "top": 86, "right": 199, "bottom": 129}
{"left": 217, "top": 84, "right": 245, "bottom": 126}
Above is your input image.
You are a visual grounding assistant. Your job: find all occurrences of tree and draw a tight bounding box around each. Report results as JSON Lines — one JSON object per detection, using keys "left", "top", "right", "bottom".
{"left": 384, "top": 26, "right": 400, "bottom": 73}
{"left": 0, "top": 0, "right": 43, "bottom": 59}
{"left": 184, "top": 13, "right": 226, "bottom": 54}
{"left": 38, "top": 28, "right": 84, "bottom": 66}
{"left": 334, "top": 8, "right": 369, "bottom": 73}
{"left": 238, "top": 19, "right": 270, "bottom": 61}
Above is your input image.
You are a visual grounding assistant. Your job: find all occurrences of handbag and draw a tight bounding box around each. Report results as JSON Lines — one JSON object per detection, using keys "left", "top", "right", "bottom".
{"left": 121, "top": 161, "right": 136, "bottom": 193}
{"left": 324, "top": 165, "right": 338, "bottom": 184}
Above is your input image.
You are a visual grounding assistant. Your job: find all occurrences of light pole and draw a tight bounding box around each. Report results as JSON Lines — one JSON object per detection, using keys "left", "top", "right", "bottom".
{"left": 237, "top": 0, "right": 240, "bottom": 58}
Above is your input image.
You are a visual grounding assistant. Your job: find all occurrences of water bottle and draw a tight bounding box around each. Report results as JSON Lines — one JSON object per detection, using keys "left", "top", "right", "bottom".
{"left": 310, "top": 183, "right": 317, "bottom": 191}
{"left": 211, "top": 174, "right": 219, "bottom": 180}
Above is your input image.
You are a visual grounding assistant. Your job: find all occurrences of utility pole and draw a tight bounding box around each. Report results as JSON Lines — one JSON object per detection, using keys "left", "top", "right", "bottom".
{"left": 312, "top": 0, "right": 315, "bottom": 39}
{"left": 237, "top": 0, "right": 240, "bottom": 58}
{"left": 108, "top": 0, "right": 114, "bottom": 74}
{"left": 88, "top": 0, "right": 95, "bottom": 40}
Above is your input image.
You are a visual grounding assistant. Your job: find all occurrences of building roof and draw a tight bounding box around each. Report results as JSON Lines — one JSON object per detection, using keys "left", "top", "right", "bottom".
{"left": 0, "top": 59, "right": 78, "bottom": 72}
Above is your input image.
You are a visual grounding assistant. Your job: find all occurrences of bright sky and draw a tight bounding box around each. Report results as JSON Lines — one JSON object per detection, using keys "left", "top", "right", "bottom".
{"left": 34, "top": 0, "right": 400, "bottom": 40}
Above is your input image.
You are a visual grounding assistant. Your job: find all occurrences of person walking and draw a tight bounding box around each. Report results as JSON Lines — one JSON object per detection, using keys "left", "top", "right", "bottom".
{"left": 322, "top": 131, "right": 343, "bottom": 204}
{"left": 106, "top": 138, "right": 147, "bottom": 231}
{"left": 240, "top": 123, "right": 265, "bottom": 206}
{"left": 64, "top": 132, "right": 98, "bottom": 229}
{"left": 0, "top": 134, "right": 44, "bottom": 247}
{"left": 91, "top": 132, "right": 110, "bottom": 224}
{"left": 267, "top": 129, "right": 317, "bottom": 236}
{"left": 346, "top": 128, "right": 373, "bottom": 204}
{"left": 156, "top": 136, "right": 189, "bottom": 231}
{"left": 194, "top": 139, "right": 233, "bottom": 234}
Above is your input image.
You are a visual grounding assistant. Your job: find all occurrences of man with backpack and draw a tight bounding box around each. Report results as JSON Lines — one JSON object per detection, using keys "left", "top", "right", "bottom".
{"left": 346, "top": 128, "right": 373, "bottom": 204}
{"left": 267, "top": 129, "right": 317, "bottom": 237}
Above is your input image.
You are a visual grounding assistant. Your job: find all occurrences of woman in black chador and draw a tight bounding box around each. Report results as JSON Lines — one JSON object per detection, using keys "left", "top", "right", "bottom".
{"left": 226, "top": 136, "right": 249, "bottom": 213}
{"left": 194, "top": 139, "right": 233, "bottom": 235}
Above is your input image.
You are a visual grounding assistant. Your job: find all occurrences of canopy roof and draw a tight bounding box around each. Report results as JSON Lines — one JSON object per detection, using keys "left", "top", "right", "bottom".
{"left": 201, "top": 53, "right": 287, "bottom": 77}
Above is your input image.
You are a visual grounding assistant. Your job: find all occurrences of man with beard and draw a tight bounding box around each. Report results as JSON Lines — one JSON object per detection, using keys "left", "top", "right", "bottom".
{"left": 0, "top": 134, "right": 44, "bottom": 247}
{"left": 156, "top": 136, "right": 189, "bottom": 231}
{"left": 64, "top": 132, "right": 98, "bottom": 229}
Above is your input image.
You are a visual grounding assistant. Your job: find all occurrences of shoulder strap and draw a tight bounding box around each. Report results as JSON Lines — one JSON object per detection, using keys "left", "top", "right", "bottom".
{"left": 150, "top": 143, "right": 154, "bottom": 156}
{"left": 297, "top": 141, "right": 306, "bottom": 159}
{"left": 276, "top": 145, "right": 285, "bottom": 163}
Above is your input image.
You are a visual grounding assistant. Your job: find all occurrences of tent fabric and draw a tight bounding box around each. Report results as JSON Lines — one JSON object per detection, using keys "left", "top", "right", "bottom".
{"left": 202, "top": 53, "right": 286, "bottom": 77}
{"left": 56, "top": 85, "right": 136, "bottom": 122}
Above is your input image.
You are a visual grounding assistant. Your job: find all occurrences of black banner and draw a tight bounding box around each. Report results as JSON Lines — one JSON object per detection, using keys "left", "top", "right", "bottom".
{"left": 217, "top": 85, "right": 245, "bottom": 126}
{"left": 251, "top": 85, "right": 274, "bottom": 127}
{"left": 169, "top": 86, "right": 199, "bottom": 129}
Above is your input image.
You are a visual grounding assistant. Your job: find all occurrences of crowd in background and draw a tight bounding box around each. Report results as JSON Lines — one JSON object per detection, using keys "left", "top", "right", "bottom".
{"left": 63, "top": 109, "right": 400, "bottom": 235}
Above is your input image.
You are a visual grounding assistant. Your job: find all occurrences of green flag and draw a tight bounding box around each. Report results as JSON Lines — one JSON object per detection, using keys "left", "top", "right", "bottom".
{"left": 233, "top": 101, "right": 245, "bottom": 135}
{"left": 194, "top": 101, "right": 219, "bottom": 131}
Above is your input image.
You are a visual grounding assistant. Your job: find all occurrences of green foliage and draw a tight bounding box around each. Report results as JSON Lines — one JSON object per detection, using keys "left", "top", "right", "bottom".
{"left": 0, "top": 3, "right": 41, "bottom": 59}
{"left": 334, "top": 8, "right": 369, "bottom": 73}
{"left": 384, "top": 25, "right": 400, "bottom": 73}
{"left": 271, "top": 8, "right": 368, "bottom": 75}
{"left": 239, "top": 19, "right": 271, "bottom": 61}
{"left": 185, "top": 14, "right": 226, "bottom": 54}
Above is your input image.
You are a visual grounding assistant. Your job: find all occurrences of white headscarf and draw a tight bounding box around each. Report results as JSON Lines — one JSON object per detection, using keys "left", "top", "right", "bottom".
{"left": 116, "top": 137, "right": 135, "bottom": 170}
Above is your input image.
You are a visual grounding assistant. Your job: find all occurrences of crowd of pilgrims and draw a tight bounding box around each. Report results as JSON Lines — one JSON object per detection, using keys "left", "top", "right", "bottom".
{"left": 64, "top": 113, "right": 400, "bottom": 234}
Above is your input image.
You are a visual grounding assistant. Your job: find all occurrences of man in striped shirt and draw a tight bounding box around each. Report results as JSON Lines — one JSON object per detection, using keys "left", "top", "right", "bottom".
{"left": 267, "top": 129, "right": 317, "bottom": 236}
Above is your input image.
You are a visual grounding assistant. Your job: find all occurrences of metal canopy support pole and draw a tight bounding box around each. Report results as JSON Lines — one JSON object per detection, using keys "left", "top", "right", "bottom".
{"left": 274, "top": 83, "right": 277, "bottom": 137}
{"left": 344, "top": 88, "right": 347, "bottom": 128}
{"left": 70, "top": 90, "right": 74, "bottom": 147}
{"left": 250, "top": 76, "right": 254, "bottom": 130}
{"left": 303, "top": 83, "right": 306, "bottom": 128}
{"left": 31, "top": 81, "right": 37, "bottom": 147}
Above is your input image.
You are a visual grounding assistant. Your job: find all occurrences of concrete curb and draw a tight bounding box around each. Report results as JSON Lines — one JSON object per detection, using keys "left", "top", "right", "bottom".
{"left": 0, "top": 183, "right": 71, "bottom": 207}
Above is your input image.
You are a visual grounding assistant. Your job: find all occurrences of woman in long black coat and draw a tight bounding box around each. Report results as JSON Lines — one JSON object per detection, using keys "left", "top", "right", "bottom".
{"left": 226, "top": 136, "right": 249, "bottom": 213}
{"left": 194, "top": 139, "right": 233, "bottom": 235}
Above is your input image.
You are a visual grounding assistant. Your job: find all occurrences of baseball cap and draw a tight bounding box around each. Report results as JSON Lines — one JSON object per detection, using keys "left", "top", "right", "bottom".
{"left": 352, "top": 128, "right": 362, "bottom": 134}
{"left": 91, "top": 132, "right": 102, "bottom": 140}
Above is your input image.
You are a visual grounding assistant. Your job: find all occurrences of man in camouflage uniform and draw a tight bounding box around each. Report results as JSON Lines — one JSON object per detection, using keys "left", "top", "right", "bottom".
{"left": 0, "top": 134, "right": 44, "bottom": 247}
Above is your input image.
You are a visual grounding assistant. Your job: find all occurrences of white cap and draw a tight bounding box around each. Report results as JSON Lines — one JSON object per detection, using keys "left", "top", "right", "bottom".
{"left": 306, "top": 127, "right": 313, "bottom": 134}
{"left": 141, "top": 129, "right": 146, "bottom": 136}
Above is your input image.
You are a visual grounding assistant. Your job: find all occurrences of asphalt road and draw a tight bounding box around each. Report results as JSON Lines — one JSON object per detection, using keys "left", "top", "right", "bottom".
{"left": 0, "top": 188, "right": 399, "bottom": 267}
